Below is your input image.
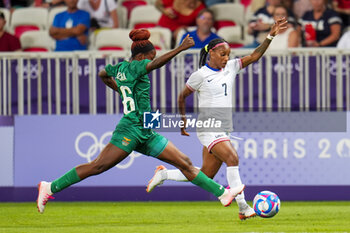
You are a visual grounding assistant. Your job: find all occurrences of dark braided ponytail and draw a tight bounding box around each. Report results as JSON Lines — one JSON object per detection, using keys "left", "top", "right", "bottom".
{"left": 199, "top": 38, "right": 228, "bottom": 67}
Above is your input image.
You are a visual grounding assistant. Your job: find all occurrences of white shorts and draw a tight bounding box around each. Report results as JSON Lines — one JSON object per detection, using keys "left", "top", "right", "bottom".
{"left": 196, "top": 131, "right": 231, "bottom": 152}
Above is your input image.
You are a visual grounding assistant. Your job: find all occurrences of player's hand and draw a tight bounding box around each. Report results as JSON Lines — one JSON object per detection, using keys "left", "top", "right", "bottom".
{"left": 269, "top": 17, "right": 288, "bottom": 37}
{"left": 181, "top": 127, "right": 190, "bottom": 136}
{"left": 179, "top": 34, "right": 195, "bottom": 50}
{"left": 180, "top": 117, "right": 190, "bottom": 136}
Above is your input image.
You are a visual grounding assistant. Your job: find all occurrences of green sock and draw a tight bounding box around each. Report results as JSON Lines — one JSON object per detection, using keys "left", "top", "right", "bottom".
{"left": 51, "top": 168, "right": 81, "bottom": 193}
{"left": 191, "top": 171, "right": 225, "bottom": 197}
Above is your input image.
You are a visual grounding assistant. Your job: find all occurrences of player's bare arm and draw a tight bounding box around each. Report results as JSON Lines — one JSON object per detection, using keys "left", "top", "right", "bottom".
{"left": 146, "top": 34, "right": 195, "bottom": 73}
{"left": 178, "top": 86, "right": 194, "bottom": 136}
{"left": 241, "top": 17, "right": 288, "bottom": 68}
{"left": 98, "top": 69, "right": 119, "bottom": 92}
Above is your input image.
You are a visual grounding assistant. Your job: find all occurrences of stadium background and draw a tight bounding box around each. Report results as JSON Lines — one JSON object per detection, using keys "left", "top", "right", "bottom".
{"left": 1, "top": 49, "right": 350, "bottom": 202}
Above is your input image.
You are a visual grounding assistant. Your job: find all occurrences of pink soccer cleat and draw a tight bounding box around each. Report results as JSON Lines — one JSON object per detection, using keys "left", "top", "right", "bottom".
{"left": 146, "top": 165, "right": 167, "bottom": 193}
{"left": 36, "top": 181, "right": 54, "bottom": 214}
{"left": 218, "top": 184, "right": 245, "bottom": 207}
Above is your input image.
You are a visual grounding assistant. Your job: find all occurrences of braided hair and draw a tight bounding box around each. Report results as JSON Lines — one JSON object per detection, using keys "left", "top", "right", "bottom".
{"left": 129, "top": 29, "right": 155, "bottom": 58}
{"left": 199, "top": 38, "right": 228, "bottom": 67}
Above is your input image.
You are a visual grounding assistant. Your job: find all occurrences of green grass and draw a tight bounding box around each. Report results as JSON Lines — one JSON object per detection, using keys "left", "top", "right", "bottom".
{"left": 0, "top": 201, "right": 350, "bottom": 233}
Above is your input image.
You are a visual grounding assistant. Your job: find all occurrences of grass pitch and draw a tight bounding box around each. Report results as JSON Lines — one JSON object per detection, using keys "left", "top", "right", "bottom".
{"left": 1, "top": 201, "right": 350, "bottom": 232}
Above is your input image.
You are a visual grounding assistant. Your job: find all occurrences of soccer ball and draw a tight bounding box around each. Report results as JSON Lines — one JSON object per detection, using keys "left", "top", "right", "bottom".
{"left": 253, "top": 190, "right": 281, "bottom": 218}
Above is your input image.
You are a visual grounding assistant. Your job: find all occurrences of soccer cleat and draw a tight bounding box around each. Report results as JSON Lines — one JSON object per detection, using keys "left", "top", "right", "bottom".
{"left": 239, "top": 205, "right": 257, "bottom": 220}
{"left": 218, "top": 184, "right": 245, "bottom": 207}
{"left": 36, "top": 181, "right": 54, "bottom": 214}
{"left": 146, "top": 165, "right": 166, "bottom": 193}
{"left": 230, "top": 184, "right": 246, "bottom": 198}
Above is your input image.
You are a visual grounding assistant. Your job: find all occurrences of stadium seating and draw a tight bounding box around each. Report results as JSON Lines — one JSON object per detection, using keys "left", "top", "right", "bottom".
{"left": 94, "top": 29, "right": 131, "bottom": 50}
{"left": 116, "top": 6, "right": 128, "bottom": 28}
{"left": 148, "top": 27, "right": 172, "bottom": 50}
{"left": 20, "top": 30, "right": 54, "bottom": 51}
{"left": 10, "top": 7, "right": 48, "bottom": 38}
{"left": 47, "top": 6, "right": 67, "bottom": 29}
{"left": 128, "top": 5, "right": 161, "bottom": 29}
{"left": 0, "top": 7, "right": 10, "bottom": 32}
{"left": 243, "top": 5, "right": 254, "bottom": 45}
{"left": 120, "top": 0, "right": 148, "bottom": 19}
{"left": 217, "top": 26, "right": 244, "bottom": 48}
{"left": 209, "top": 3, "right": 245, "bottom": 30}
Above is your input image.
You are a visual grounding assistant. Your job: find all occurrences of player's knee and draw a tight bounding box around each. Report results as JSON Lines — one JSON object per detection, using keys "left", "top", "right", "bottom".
{"left": 224, "top": 152, "right": 239, "bottom": 166}
{"left": 179, "top": 155, "right": 193, "bottom": 171}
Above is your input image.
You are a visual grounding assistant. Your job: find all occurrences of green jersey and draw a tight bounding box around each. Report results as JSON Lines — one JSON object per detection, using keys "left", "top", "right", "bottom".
{"left": 105, "top": 59, "right": 151, "bottom": 126}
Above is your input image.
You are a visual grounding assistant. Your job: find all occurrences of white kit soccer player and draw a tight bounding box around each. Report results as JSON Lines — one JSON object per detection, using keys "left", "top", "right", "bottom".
{"left": 186, "top": 59, "right": 242, "bottom": 151}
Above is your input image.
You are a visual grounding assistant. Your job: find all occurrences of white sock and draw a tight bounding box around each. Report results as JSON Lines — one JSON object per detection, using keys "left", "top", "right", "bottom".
{"left": 166, "top": 169, "right": 189, "bottom": 182}
{"left": 165, "top": 166, "right": 201, "bottom": 182}
{"left": 226, "top": 166, "right": 248, "bottom": 211}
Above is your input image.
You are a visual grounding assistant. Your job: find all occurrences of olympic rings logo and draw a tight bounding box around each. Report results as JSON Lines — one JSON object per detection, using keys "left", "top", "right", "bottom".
{"left": 74, "top": 131, "right": 141, "bottom": 169}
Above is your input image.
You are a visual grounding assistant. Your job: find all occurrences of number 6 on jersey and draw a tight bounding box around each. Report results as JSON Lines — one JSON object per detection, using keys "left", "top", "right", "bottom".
{"left": 120, "top": 86, "right": 135, "bottom": 114}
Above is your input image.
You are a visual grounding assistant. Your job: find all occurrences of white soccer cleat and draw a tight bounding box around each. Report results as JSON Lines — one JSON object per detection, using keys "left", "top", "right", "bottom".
{"left": 239, "top": 205, "right": 257, "bottom": 220}
{"left": 146, "top": 165, "right": 167, "bottom": 193}
{"left": 36, "top": 181, "right": 54, "bottom": 214}
{"left": 218, "top": 184, "right": 245, "bottom": 207}
{"left": 230, "top": 184, "right": 246, "bottom": 198}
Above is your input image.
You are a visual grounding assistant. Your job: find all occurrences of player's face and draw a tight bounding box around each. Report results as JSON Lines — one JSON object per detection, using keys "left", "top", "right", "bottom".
{"left": 209, "top": 44, "right": 230, "bottom": 69}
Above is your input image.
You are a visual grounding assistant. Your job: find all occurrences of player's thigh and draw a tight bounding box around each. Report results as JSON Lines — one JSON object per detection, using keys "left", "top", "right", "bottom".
{"left": 110, "top": 126, "right": 139, "bottom": 155}
{"left": 201, "top": 146, "right": 223, "bottom": 179}
{"left": 92, "top": 143, "right": 130, "bottom": 168}
{"left": 135, "top": 131, "right": 168, "bottom": 158}
{"left": 211, "top": 141, "right": 239, "bottom": 165}
{"left": 95, "top": 126, "right": 140, "bottom": 168}
{"left": 157, "top": 141, "right": 193, "bottom": 170}
{"left": 197, "top": 131, "right": 230, "bottom": 153}
{"left": 76, "top": 143, "right": 130, "bottom": 178}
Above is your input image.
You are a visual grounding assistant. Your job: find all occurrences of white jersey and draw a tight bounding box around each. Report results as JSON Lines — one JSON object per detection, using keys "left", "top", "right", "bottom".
{"left": 78, "top": 0, "right": 117, "bottom": 28}
{"left": 186, "top": 58, "right": 242, "bottom": 132}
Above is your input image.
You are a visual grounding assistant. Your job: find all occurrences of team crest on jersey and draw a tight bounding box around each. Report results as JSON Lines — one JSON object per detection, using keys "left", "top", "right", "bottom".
{"left": 116, "top": 72, "right": 127, "bottom": 81}
{"left": 122, "top": 137, "right": 131, "bottom": 146}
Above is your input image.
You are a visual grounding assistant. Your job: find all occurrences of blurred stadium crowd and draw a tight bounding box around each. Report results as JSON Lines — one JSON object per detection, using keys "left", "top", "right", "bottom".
{"left": 0, "top": 0, "right": 349, "bottom": 52}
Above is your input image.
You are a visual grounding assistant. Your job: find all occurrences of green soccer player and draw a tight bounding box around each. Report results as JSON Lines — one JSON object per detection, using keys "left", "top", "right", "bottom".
{"left": 36, "top": 29, "right": 245, "bottom": 214}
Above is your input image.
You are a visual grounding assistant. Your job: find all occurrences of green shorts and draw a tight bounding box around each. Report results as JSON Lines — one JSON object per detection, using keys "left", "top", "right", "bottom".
{"left": 110, "top": 124, "right": 168, "bottom": 158}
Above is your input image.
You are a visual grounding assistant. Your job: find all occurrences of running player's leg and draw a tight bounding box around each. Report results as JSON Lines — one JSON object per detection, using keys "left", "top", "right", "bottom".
{"left": 211, "top": 141, "right": 255, "bottom": 219}
{"left": 158, "top": 146, "right": 222, "bottom": 181}
{"left": 200, "top": 146, "right": 223, "bottom": 179}
{"left": 157, "top": 141, "right": 242, "bottom": 206}
{"left": 147, "top": 147, "right": 222, "bottom": 191}
{"left": 139, "top": 132, "right": 242, "bottom": 206}
{"left": 37, "top": 143, "right": 130, "bottom": 213}
{"left": 53, "top": 143, "right": 129, "bottom": 193}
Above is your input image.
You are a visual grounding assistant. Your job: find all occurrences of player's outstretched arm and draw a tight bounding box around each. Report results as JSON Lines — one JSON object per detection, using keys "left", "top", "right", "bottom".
{"left": 241, "top": 17, "right": 288, "bottom": 68}
{"left": 178, "top": 86, "right": 193, "bottom": 136}
{"left": 146, "top": 34, "right": 194, "bottom": 73}
{"left": 98, "top": 69, "right": 119, "bottom": 92}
